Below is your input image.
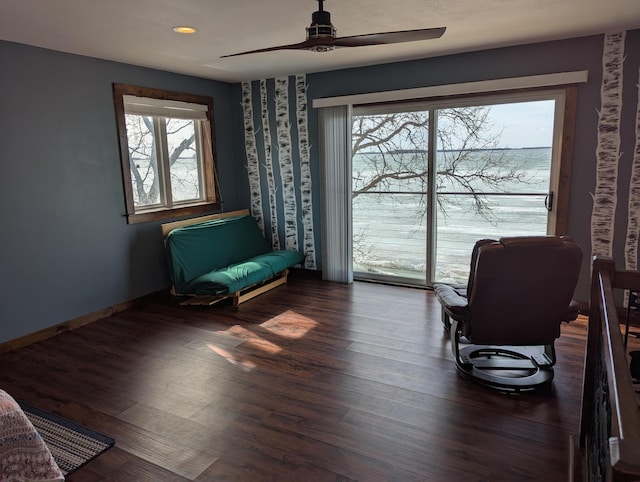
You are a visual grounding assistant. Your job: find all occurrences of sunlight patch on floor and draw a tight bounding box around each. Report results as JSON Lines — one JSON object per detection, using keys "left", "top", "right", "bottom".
{"left": 260, "top": 310, "right": 318, "bottom": 339}
{"left": 207, "top": 310, "right": 318, "bottom": 370}
{"left": 206, "top": 343, "right": 257, "bottom": 371}
{"left": 221, "top": 325, "right": 283, "bottom": 353}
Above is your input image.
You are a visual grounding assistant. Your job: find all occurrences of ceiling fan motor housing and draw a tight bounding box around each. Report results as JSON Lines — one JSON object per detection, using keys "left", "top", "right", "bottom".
{"left": 309, "top": 9, "right": 335, "bottom": 36}
{"left": 306, "top": 4, "right": 337, "bottom": 51}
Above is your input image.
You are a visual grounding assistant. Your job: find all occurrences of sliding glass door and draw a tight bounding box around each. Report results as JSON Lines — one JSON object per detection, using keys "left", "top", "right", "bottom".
{"left": 352, "top": 92, "right": 565, "bottom": 287}
{"left": 352, "top": 109, "right": 430, "bottom": 284}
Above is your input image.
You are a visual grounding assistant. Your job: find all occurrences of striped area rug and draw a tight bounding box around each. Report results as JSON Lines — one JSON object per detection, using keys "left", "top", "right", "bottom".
{"left": 18, "top": 401, "right": 115, "bottom": 475}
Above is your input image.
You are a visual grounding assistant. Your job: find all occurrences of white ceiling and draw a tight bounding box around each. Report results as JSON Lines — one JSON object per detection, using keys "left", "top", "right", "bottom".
{"left": 1, "top": 0, "right": 639, "bottom": 83}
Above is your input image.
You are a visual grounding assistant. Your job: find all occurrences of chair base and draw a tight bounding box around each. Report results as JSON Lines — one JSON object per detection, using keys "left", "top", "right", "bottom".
{"left": 455, "top": 344, "right": 555, "bottom": 393}
{"left": 449, "top": 318, "right": 556, "bottom": 393}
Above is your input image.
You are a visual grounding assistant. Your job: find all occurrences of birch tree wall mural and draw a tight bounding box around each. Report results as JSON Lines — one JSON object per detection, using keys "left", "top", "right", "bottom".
{"left": 260, "top": 80, "right": 280, "bottom": 250}
{"left": 625, "top": 65, "right": 640, "bottom": 271}
{"left": 591, "top": 31, "right": 625, "bottom": 260}
{"left": 241, "top": 81, "right": 265, "bottom": 231}
{"left": 275, "top": 77, "right": 299, "bottom": 251}
{"left": 296, "top": 74, "right": 317, "bottom": 269}
{"left": 242, "top": 74, "right": 317, "bottom": 269}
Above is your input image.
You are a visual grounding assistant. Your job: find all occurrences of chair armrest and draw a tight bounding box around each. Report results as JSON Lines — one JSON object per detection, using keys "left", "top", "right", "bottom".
{"left": 433, "top": 283, "right": 471, "bottom": 321}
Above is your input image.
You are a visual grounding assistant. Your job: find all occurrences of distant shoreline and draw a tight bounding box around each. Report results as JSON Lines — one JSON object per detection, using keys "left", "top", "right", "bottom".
{"left": 359, "top": 146, "right": 551, "bottom": 155}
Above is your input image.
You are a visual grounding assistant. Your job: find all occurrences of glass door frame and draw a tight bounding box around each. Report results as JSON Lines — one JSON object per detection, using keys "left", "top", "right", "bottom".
{"left": 351, "top": 87, "right": 576, "bottom": 288}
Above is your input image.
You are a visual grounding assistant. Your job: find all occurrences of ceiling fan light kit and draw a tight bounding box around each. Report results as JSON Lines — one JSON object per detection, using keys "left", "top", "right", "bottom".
{"left": 221, "top": 0, "right": 445, "bottom": 58}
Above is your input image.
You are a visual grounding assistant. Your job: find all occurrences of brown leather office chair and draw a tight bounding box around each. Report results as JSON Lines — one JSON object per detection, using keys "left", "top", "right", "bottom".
{"left": 433, "top": 236, "right": 583, "bottom": 392}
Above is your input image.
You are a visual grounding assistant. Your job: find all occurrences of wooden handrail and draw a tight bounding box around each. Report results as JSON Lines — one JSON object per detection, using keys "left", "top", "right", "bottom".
{"left": 576, "top": 256, "right": 640, "bottom": 480}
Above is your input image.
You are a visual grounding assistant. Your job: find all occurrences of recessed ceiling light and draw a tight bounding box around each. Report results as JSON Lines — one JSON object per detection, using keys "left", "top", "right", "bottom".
{"left": 172, "top": 26, "right": 197, "bottom": 34}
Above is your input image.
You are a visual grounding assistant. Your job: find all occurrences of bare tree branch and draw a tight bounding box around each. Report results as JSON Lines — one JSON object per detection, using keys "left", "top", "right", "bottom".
{"left": 352, "top": 107, "right": 529, "bottom": 220}
{"left": 126, "top": 115, "right": 198, "bottom": 206}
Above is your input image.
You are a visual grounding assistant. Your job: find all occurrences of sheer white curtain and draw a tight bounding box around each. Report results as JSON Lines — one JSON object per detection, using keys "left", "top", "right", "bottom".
{"left": 319, "top": 105, "right": 353, "bottom": 283}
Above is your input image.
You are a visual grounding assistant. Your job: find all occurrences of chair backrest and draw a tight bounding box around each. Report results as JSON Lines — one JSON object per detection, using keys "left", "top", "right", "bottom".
{"left": 466, "top": 236, "right": 583, "bottom": 345}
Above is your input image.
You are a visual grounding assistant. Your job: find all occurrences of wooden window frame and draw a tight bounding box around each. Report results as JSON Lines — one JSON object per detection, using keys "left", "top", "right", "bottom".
{"left": 113, "top": 83, "right": 221, "bottom": 224}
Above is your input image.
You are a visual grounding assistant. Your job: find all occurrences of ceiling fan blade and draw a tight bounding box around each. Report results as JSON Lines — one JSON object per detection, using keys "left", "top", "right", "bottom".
{"left": 221, "top": 39, "right": 320, "bottom": 58}
{"left": 332, "top": 27, "right": 446, "bottom": 48}
{"left": 222, "top": 36, "right": 354, "bottom": 58}
{"left": 220, "top": 0, "right": 446, "bottom": 60}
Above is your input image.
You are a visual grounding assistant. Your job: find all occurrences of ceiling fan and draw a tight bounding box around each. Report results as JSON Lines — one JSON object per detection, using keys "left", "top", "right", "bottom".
{"left": 221, "top": 0, "right": 446, "bottom": 58}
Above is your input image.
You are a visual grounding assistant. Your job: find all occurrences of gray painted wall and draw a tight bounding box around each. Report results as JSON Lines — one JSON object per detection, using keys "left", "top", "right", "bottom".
{"left": 2, "top": 30, "right": 639, "bottom": 344}
{"left": 0, "top": 40, "right": 239, "bottom": 344}
{"left": 230, "top": 31, "right": 640, "bottom": 303}
{"left": 292, "top": 32, "right": 638, "bottom": 303}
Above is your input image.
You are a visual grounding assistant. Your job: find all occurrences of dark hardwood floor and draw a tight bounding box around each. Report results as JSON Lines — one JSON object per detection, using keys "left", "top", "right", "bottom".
{"left": 0, "top": 271, "right": 608, "bottom": 481}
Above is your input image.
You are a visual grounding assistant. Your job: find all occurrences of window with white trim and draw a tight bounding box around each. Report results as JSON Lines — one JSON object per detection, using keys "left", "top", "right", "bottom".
{"left": 113, "top": 84, "right": 221, "bottom": 224}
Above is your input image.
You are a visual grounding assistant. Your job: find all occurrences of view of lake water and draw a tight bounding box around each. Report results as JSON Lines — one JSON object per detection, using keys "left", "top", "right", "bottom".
{"left": 352, "top": 147, "right": 552, "bottom": 285}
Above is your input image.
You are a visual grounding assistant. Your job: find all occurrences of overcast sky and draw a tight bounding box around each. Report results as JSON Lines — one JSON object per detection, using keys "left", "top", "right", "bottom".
{"left": 487, "top": 100, "right": 555, "bottom": 149}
